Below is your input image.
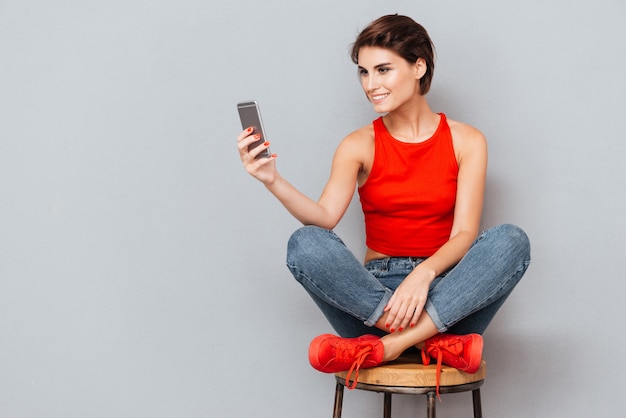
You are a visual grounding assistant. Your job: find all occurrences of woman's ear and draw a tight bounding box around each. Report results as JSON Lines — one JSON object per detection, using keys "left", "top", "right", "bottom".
{"left": 414, "top": 57, "right": 427, "bottom": 79}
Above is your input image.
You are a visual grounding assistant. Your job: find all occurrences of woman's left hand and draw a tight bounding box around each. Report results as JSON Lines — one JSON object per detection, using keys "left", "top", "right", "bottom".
{"left": 383, "top": 267, "right": 434, "bottom": 332}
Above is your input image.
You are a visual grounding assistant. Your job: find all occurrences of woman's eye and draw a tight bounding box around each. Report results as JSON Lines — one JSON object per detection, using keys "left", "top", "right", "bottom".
{"left": 358, "top": 69, "right": 368, "bottom": 76}
{"left": 378, "top": 67, "right": 390, "bottom": 74}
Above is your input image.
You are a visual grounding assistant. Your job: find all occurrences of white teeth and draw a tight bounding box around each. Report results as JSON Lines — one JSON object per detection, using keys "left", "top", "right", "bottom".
{"left": 372, "top": 94, "right": 388, "bottom": 100}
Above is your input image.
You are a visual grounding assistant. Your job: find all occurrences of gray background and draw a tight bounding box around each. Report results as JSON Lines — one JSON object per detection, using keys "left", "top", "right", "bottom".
{"left": 1, "top": 0, "right": 625, "bottom": 417}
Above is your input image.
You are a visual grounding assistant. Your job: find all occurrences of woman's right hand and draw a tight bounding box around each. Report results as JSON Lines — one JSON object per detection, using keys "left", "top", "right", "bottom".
{"left": 237, "top": 127, "right": 277, "bottom": 186}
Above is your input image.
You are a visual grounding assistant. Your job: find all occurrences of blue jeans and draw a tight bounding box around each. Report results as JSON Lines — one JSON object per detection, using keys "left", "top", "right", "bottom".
{"left": 286, "top": 224, "right": 530, "bottom": 338}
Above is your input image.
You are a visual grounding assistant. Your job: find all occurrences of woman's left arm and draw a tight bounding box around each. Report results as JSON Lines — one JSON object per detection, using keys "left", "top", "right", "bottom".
{"left": 384, "top": 122, "right": 488, "bottom": 332}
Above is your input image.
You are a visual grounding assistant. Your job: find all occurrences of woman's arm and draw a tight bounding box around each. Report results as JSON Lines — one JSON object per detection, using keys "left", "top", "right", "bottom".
{"left": 237, "top": 128, "right": 365, "bottom": 229}
{"left": 384, "top": 121, "right": 488, "bottom": 332}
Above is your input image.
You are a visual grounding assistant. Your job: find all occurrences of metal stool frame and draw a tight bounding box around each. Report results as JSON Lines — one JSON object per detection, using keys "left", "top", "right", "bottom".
{"left": 333, "top": 375, "right": 483, "bottom": 418}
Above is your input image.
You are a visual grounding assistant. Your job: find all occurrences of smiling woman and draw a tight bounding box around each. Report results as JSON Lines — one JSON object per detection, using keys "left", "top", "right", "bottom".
{"left": 235, "top": 13, "right": 530, "bottom": 391}
{"left": 356, "top": 47, "right": 427, "bottom": 117}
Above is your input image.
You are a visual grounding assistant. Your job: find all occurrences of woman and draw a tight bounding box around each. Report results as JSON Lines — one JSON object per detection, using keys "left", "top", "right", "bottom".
{"left": 236, "top": 14, "right": 530, "bottom": 390}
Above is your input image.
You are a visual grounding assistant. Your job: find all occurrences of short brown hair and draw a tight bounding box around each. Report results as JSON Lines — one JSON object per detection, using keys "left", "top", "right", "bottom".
{"left": 351, "top": 14, "right": 436, "bottom": 95}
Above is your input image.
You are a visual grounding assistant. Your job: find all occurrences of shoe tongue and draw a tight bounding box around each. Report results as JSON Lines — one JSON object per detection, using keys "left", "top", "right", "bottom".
{"left": 337, "top": 341, "right": 372, "bottom": 361}
{"left": 442, "top": 340, "right": 463, "bottom": 355}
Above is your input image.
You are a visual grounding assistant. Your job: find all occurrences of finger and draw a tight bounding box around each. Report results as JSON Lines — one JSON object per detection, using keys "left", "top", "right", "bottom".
{"left": 237, "top": 130, "right": 257, "bottom": 157}
{"left": 401, "top": 298, "right": 424, "bottom": 331}
{"left": 238, "top": 134, "right": 263, "bottom": 160}
{"left": 237, "top": 127, "right": 254, "bottom": 142}
{"left": 409, "top": 306, "right": 421, "bottom": 328}
{"left": 389, "top": 302, "right": 410, "bottom": 332}
{"left": 395, "top": 298, "right": 423, "bottom": 332}
{"left": 238, "top": 132, "right": 260, "bottom": 149}
{"left": 384, "top": 294, "right": 395, "bottom": 313}
{"left": 407, "top": 298, "right": 426, "bottom": 328}
{"left": 248, "top": 140, "right": 271, "bottom": 159}
{"left": 397, "top": 308, "right": 412, "bottom": 332}
{"left": 383, "top": 309, "right": 397, "bottom": 332}
{"left": 383, "top": 295, "right": 397, "bottom": 329}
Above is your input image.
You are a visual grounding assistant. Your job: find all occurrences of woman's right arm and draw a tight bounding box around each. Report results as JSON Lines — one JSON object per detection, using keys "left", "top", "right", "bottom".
{"left": 237, "top": 128, "right": 364, "bottom": 230}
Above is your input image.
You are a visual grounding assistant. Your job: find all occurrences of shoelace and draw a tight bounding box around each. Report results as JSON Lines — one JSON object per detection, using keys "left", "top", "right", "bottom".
{"left": 338, "top": 343, "right": 375, "bottom": 390}
{"left": 421, "top": 338, "right": 464, "bottom": 400}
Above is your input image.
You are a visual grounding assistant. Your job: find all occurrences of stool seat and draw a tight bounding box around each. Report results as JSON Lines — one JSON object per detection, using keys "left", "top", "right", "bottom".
{"left": 335, "top": 353, "right": 486, "bottom": 388}
{"left": 331, "top": 353, "right": 486, "bottom": 418}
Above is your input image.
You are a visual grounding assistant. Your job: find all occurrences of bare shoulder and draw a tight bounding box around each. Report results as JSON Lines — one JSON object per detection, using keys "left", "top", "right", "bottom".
{"left": 335, "top": 123, "right": 374, "bottom": 160}
{"left": 332, "top": 122, "right": 375, "bottom": 181}
{"left": 342, "top": 123, "right": 374, "bottom": 147}
{"left": 447, "top": 117, "right": 487, "bottom": 159}
{"left": 447, "top": 117, "right": 486, "bottom": 145}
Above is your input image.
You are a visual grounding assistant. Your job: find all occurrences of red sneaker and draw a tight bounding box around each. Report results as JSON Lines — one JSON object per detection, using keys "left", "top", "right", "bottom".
{"left": 421, "top": 333, "right": 483, "bottom": 373}
{"left": 421, "top": 333, "right": 483, "bottom": 399}
{"left": 309, "top": 334, "right": 384, "bottom": 389}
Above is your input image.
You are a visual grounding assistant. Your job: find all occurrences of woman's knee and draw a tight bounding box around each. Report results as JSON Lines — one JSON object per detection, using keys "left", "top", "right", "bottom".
{"left": 488, "top": 223, "right": 531, "bottom": 263}
{"left": 286, "top": 225, "right": 338, "bottom": 267}
{"left": 501, "top": 223, "right": 530, "bottom": 252}
{"left": 287, "top": 225, "right": 323, "bottom": 257}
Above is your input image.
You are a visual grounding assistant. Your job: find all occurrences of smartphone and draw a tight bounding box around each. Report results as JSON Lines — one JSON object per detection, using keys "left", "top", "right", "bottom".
{"left": 237, "top": 100, "right": 271, "bottom": 159}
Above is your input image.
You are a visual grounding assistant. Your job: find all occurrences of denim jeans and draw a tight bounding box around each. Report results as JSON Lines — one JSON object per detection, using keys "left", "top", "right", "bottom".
{"left": 286, "top": 224, "right": 530, "bottom": 338}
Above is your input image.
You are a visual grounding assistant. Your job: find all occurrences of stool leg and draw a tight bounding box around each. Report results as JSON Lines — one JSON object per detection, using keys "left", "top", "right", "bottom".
{"left": 333, "top": 382, "right": 344, "bottom": 418}
{"left": 383, "top": 393, "right": 392, "bottom": 418}
{"left": 472, "top": 388, "right": 482, "bottom": 418}
{"left": 426, "top": 392, "right": 436, "bottom": 418}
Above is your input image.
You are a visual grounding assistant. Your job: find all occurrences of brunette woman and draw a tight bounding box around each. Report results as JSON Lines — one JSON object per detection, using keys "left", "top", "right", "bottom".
{"left": 236, "top": 14, "right": 530, "bottom": 389}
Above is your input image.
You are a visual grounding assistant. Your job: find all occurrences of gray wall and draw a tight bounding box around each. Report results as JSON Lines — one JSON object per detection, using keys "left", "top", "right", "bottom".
{"left": 1, "top": 0, "right": 625, "bottom": 417}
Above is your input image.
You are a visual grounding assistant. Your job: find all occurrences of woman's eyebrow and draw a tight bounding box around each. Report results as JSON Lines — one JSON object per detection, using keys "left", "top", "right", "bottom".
{"left": 358, "top": 62, "right": 393, "bottom": 70}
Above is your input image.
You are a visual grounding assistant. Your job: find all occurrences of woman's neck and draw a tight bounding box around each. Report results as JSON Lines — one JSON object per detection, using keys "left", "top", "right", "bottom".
{"left": 382, "top": 98, "right": 439, "bottom": 143}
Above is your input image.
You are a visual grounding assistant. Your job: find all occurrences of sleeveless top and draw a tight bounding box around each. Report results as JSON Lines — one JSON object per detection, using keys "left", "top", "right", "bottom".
{"left": 358, "top": 114, "right": 458, "bottom": 257}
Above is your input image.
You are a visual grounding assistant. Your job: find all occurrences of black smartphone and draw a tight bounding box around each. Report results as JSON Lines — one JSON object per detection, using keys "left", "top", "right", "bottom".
{"left": 237, "top": 100, "right": 271, "bottom": 159}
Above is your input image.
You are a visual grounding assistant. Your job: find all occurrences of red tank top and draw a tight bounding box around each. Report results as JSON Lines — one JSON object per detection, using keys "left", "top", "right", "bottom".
{"left": 358, "top": 114, "right": 458, "bottom": 257}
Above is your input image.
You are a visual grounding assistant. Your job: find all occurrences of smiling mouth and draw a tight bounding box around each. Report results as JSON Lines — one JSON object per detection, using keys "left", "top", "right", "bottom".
{"left": 371, "top": 93, "right": 389, "bottom": 101}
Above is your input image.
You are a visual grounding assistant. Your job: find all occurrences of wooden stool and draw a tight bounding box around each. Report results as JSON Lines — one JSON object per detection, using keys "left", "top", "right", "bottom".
{"left": 332, "top": 353, "right": 486, "bottom": 418}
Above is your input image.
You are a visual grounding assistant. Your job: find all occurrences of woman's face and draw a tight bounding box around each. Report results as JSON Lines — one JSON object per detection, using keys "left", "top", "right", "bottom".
{"left": 357, "top": 46, "right": 424, "bottom": 113}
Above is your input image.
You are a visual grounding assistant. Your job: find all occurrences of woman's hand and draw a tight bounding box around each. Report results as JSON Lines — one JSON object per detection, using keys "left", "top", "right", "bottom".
{"left": 237, "top": 127, "right": 277, "bottom": 186}
{"left": 384, "top": 266, "right": 435, "bottom": 332}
